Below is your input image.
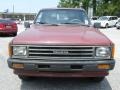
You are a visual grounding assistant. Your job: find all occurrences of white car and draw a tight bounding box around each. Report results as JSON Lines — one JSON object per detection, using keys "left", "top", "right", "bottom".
{"left": 94, "top": 16, "right": 118, "bottom": 28}
{"left": 116, "top": 19, "right": 120, "bottom": 29}
{"left": 90, "top": 16, "right": 99, "bottom": 25}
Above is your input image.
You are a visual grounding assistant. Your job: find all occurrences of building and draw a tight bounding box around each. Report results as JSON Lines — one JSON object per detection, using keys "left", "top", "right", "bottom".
{"left": 0, "top": 12, "right": 36, "bottom": 21}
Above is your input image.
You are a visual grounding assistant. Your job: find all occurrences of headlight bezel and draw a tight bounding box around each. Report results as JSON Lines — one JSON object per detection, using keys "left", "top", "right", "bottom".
{"left": 11, "top": 45, "right": 28, "bottom": 57}
{"left": 95, "top": 46, "right": 112, "bottom": 59}
{"left": 9, "top": 45, "right": 114, "bottom": 59}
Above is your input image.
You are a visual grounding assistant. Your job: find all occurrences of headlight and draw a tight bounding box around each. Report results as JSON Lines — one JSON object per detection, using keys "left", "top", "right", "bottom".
{"left": 13, "top": 46, "right": 27, "bottom": 56}
{"left": 96, "top": 47, "right": 111, "bottom": 58}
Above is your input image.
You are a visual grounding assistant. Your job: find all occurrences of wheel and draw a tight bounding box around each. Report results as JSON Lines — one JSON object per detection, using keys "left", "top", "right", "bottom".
{"left": 114, "top": 23, "right": 117, "bottom": 27}
{"left": 90, "top": 77, "right": 105, "bottom": 82}
{"left": 117, "top": 27, "right": 120, "bottom": 29}
{"left": 105, "top": 23, "right": 109, "bottom": 28}
{"left": 18, "top": 75, "right": 34, "bottom": 81}
{"left": 13, "top": 32, "right": 17, "bottom": 36}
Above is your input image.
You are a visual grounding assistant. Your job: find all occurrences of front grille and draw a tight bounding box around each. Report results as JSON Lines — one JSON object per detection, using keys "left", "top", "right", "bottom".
{"left": 28, "top": 46, "right": 95, "bottom": 60}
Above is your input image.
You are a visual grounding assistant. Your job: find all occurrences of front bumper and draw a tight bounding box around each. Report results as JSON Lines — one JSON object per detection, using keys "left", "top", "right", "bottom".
{"left": 8, "top": 58, "right": 115, "bottom": 71}
{"left": 0, "top": 29, "right": 17, "bottom": 34}
{"left": 7, "top": 58, "right": 115, "bottom": 77}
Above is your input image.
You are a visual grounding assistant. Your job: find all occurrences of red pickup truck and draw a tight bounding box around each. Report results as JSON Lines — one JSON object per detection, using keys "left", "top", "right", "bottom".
{"left": 8, "top": 8, "right": 115, "bottom": 82}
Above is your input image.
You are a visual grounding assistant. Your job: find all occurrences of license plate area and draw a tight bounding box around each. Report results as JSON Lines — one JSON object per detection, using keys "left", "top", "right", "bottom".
{"left": 50, "top": 65, "right": 70, "bottom": 71}
{"left": 6, "top": 25, "right": 12, "bottom": 29}
{"left": 37, "top": 64, "right": 83, "bottom": 71}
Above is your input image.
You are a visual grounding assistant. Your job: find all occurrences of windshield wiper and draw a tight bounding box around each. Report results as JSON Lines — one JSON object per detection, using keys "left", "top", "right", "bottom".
{"left": 61, "top": 22, "right": 90, "bottom": 27}
{"left": 49, "top": 24, "right": 60, "bottom": 26}
{"left": 76, "top": 24, "right": 90, "bottom": 27}
{"left": 35, "top": 22, "right": 60, "bottom": 26}
{"left": 61, "top": 22, "right": 81, "bottom": 24}
{"left": 35, "top": 22, "right": 48, "bottom": 24}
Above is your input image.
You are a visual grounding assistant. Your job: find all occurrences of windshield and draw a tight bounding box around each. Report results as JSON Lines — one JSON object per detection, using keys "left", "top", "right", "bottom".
{"left": 35, "top": 9, "right": 90, "bottom": 26}
{"left": 98, "top": 16, "right": 108, "bottom": 20}
{"left": 0, "top": 19, "right": 14, "bottom": 23}
{"left": 91, "top": 17, "right": 98, "bottom": 20}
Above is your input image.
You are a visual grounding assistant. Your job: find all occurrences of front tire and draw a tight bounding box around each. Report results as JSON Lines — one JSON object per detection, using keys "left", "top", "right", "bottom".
{"left": 18, "top": 75, "right": 34, "bottom": 81}
{"left": 90, "top": 77, "right": 105, "bottom": 82}
{"left": 117, "top": 27, "right": 120, "bottom": 29}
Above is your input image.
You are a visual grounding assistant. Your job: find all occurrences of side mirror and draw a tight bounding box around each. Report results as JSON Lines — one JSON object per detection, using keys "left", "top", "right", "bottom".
{"left": 94, "top": 23, "right": 101, "bottom": 28}
{"left": 24, "top": 22, "right": 30, "bottom": 28}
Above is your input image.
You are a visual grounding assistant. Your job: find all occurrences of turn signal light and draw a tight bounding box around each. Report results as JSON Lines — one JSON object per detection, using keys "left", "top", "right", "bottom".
{"left": 12, "top": 63, "right": 24, "bottom": 69}
{"left": 98, "top": 64, "right": 110, "bottom": 69}
{"left": 112, "top": 46, "right": 115, "bottom": 58}
{"left": 8, "top": 44, "right": 13, "bottom": 57}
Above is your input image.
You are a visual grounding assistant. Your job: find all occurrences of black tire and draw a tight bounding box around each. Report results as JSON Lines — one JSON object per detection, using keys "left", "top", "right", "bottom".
{"left": 18, "top": 75, "right": 34, "bottom": 81}
{"left": 105, "top": 23, "right": 109, "bottom": 28}
{"left": 115, "top": 23, "right": 117, "bottom": 27}
{"left": 90, "top": 77, "right": 105, "bottom": 82}
{"left": 117, "top": 27, "right": 120, "bottom": 29}
{"left": 13, "top": 32, "right": 17, "bottom": 36}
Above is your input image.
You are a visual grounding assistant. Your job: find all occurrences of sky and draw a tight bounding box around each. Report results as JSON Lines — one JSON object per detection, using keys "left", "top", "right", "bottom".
{"left": 0, "top": 0, "right": 59, "bottom": 13}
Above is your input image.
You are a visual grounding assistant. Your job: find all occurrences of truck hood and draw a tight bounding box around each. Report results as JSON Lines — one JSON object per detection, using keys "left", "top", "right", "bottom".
{"left": 12, "top": 25, "right": 111, "bottom": 45}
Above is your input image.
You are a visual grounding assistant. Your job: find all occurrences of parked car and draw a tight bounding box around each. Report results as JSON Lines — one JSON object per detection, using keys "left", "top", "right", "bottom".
{"left": 0, "top": 19, "right": 18, "bottom": 36}
{"left": 5, "top": 18, "right": 21, "bottom": 24}
{"left": 8, "top": 8, "right": 115, "bottom": 82}
{"left": 116, "top": 19, "right": 120, "bottom": 29}
{"left": 94, "top": 16, "right": 118, "bottom": 28}
{"left": 90, "top": 16, "right": 99, "bottom": 25}
{"left": 118, "top": 18, "right": 120, "bottom": 21}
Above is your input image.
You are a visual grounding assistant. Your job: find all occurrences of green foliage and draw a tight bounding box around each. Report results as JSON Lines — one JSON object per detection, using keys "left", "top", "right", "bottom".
{"left": 58, "top": 0, "right": 90, "bottom": 12}
{"left": 81, "top": 0, "right": 90, "bottom": 12}
{"left": 58, "top": 0, "right": 120, "bottom": 16}
{"left": 96, "top": 0, "right": 120, "bottom": 16}
{"left": 58, "top": 0, "right": 82, "bottom": 8}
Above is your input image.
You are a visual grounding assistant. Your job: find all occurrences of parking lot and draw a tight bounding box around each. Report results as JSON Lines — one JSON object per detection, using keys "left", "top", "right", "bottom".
{"left": 0, "top": 25, "right": 120, "bottom": 90}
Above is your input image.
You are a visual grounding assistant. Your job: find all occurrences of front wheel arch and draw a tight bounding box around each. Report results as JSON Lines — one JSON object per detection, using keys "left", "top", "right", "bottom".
{"left": 89, "top": 77, "right": 105, "bottom": 82}
{"left": 105, "top": 23, "right": 109, "bottom": 28}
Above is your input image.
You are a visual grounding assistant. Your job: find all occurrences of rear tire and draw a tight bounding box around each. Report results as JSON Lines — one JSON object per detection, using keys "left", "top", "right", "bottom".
{"left": 90, "top": 77, "right": 105, "bottom": 82}
{"left": 105, "top": 23, "right": 109, "bottom": 28}
{"left": 18, "top": 75, "right": 34, "bottom": 81}
{"left": 13, "top": 32, "right": 17, "bottom": 36}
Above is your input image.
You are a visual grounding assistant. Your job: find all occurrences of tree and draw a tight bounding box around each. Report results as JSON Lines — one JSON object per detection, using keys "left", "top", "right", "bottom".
{"left": 58, "top": 0, "right": 96, "bottom": 15}
{"left": 92, "top": 0, "right": 96, "bottom": 15}
{"left": 58, "top": 0, "right": 82, "bottom": 8}
{"left": 81, "top": 0, "right": 90, "bottom": 13}
{"left": 58, "top": 0, "right": 120, "bottom": 16}
{"left": 58, "top": 0, "right": 90, "bottom": 12}
{"left": 96, "top": 0, "right": 120, "bottom": 16}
